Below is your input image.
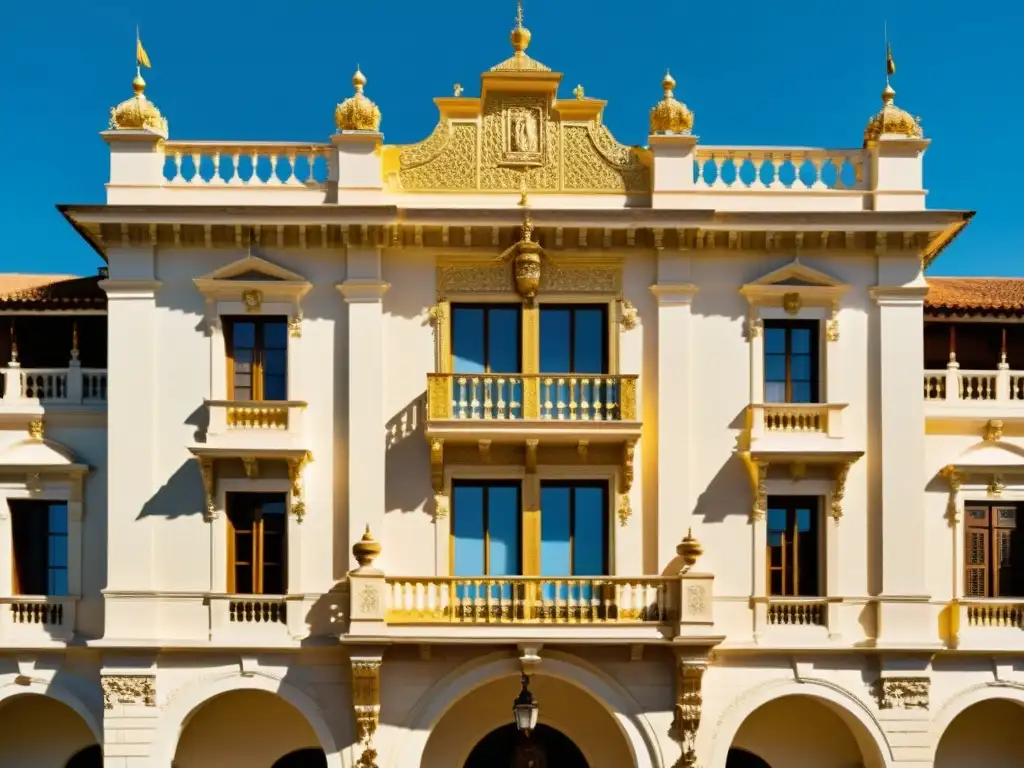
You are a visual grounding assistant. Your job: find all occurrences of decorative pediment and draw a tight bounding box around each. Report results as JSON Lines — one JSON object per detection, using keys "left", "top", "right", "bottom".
{"left": 948, "top": 440, "right": 1024, "bottom": 472}
{"left": 748, "top": 259, "right": 844, "bottom": 289}
{"left": 194, "top": 255, "right": 312, "bottom": 322}
{"left": 0, "top": 436, "right": 87, "bottom": 473}
{"left": 741, "top": 259, "right": 849, "bottom": 304}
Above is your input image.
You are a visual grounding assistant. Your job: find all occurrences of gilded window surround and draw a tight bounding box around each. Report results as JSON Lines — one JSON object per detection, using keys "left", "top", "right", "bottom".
{"left": 190, "top": 449, "right": 313, "bottom": 526}
{"left": 435, "top": 462, "right": 628, "bottom": 578}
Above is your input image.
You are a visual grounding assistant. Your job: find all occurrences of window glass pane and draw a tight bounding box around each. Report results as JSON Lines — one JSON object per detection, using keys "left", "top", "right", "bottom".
{"left": 264, "top": 321, "right": 288, "bottom": 349}
{"left": 48, "top": 568, "right": 68, "bottom": 597}
{"left": 48, "top": 535, "right": 68, "bottom": 568}
{"left": 573, "top": 309, "right": 605, "bottom": 373}
{"left": 234, "top": 564, "right": 253, "bottom": 594}
{"left": 487, "top": 485, "right": 520, "bottom": 576}
{"left": 263, "top": 349, "right": 287, "bottom": 376}
{"left": 769, "top": 570, "right": 783, "bottom": 595}
{"left": 452, "top": 308, "right": 485, "bottom": 374}
{"left": 573, "top": 486, "right": 606, "bottom": 575}
{"left": 48, "top": 504, "right": 68, "bottom": 534}
{"left": 765, "top": 355, "right": 786, "bottom": 383}
{"left": 791, "top": 328, "right": 812, "bottom": 354}
{"left": 767, "top": 507, "right": 787, "bottom": 532}
{"left": 453, "top": 485, "right": 485, "bottom": 575}
{"left": 232, "top": 322, "right": 255, "bottom": 349}
{"left": 540, "top": 486, "right": 571, "bottom": 576}
{"left": 263, "top": 375, "right": 287, "bottom": 401}
{"left": 764, "top": 327, "right": 786, "bottom": 354}
{"left": 791, "top": 382, "right": 814, "bottom": 403}
{"left": 790, "top": 355, "right": 812, "bottom": 382}
{"left": 540, "top": 308, "right": 571, "bottom": 373}
{"left": 488, "top": 308, "right": 521, "bottom": 373}
{"left": 764, "top": 381, "right": 787, "bottom": 403}
{"left": 796, "top": 506, "right": 813, "bottom": 532}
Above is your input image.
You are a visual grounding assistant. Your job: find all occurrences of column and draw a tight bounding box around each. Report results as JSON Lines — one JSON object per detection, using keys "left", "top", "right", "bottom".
{"left": 338, "top": 245, "right": 389, "bottom": 571}
{"left": 650, "top": 251, "right": 699, "bottom": 570}
{"left": 872, "top": 266, "right": 931, "bottom": 644}
{"left": 100, "top": 669, "right": 159, "bottom": 767}
{"left": 100, "top": 258, "right": 162, "bottom": 639}
{"left": 867, "top": 136, "right": 930, "bottom": 212}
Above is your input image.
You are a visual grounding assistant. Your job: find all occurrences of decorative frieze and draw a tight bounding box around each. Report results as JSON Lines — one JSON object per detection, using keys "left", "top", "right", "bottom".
{"left": 876, "top": 676, "right": 930, "bottom": 710}
{"left": 102, "top": 676, "right": 156, "bottom": 710}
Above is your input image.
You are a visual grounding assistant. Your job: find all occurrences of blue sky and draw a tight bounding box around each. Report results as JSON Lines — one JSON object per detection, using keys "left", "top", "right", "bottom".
{"left": 0, "top": 0, "right": 1017, "bottom": 277}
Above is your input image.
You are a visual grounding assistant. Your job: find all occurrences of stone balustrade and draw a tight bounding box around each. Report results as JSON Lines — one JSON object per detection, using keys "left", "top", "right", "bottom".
{"left": 694, "top": 147, "right": 865, "bottom": 191}
{"left": 202, "top": 399, "right": 308, "bottom": 450}
{"left": 0, "top": 596, "right": 77, "bottom": 642}
{"left": 0, "top": 366, "right": 107, "bottom": 406}
{"left": 162, "top": 141, "right": 331, "bottom": 187}
{"left": 924, "top": 367, "right": 1024, "bottom": 404}
{"left": 766, "top": 599, "right": 827, "bottom": 627}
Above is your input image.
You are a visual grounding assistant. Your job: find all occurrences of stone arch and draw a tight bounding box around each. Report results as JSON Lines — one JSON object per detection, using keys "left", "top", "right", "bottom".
{"left": 707, "top": 679, "right": 893, "bottom": 768}
{"left": 930, "top": 684, "right": 1024, "bottom": 765}
{"left": 0, "top": 685, "right": 101, "bottom": 767}
{"left": 151, "top": 671, "right": 342, "bottom": 768}
{"left": 0, "top": 679, "right": 101, "bottom": 742}
{"left": 389, "top": 651, "right": 665, "bottom": 768}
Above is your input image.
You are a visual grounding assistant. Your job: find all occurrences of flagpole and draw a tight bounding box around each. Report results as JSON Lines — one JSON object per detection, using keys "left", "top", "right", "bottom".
{"left": 136, "top": 25, "right": 141, "bottom": 77}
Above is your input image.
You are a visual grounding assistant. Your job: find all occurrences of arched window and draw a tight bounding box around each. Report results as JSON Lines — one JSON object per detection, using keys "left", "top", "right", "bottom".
{"left": 272, "top": 748, "right": 328, "bottom": 768}
{"left": 65, "top": 745, "right": 102, "bottom": 768}
{"left": 726, "top": 748, "right": 772, "bottom": 768}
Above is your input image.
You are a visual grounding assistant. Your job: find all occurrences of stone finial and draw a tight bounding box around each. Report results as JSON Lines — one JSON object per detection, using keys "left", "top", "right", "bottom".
{"left": 677, "top": 528, "right": 703, "bottom": 573}
{"left": 352, "top": 525, "right": 382, "bottom": 569}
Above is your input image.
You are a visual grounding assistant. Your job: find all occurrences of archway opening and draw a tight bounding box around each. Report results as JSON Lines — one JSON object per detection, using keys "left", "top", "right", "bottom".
{"left": 420, "top": 674, "right": 635, "bottom": 768}
{"left": 465, "top": 723, "right": 588, "bottom": 768}
{"left": 726, "top": 748, "right": 772, "bottom": 768}
{"left": 0, "top": 693, "right": 98, "bottom": 768}
{"left": 66, "top": 745, "right": 103, "bottom": 768}
{"left": 729, "top": 694, "right": 884, "bottom": 768}
{"left": 936, "top": 698, "right": 1024, "bottom": 767}
{"left": 173, "top": 689, "right": 323, "bottom": 768}
{"left": 272, "top": 748, "right": 328, "bottom": 768}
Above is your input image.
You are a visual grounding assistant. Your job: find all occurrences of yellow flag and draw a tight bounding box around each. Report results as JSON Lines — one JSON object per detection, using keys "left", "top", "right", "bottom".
{"left": 886, "top": 42, "right": 896, "bottom": 77}
{"left": 136, "top": 37, "right": 151, "bottom": 69}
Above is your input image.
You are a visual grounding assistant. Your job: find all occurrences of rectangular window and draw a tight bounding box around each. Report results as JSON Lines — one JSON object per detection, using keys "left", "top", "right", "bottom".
{"left": 539, "top": 482, "right": 609, "bottom": 576}
{"left": 226, "top": 493, "right": 288, "bottom": 594}
{"left": 224, "top": 317, "right": 288, "bottom": 401}
{"left": 9, "top": 500, "right": 69, "bottom": 596}
{"left": 965, "top": 504, "right": 1024, "bottom": 598}
{"left": 539, "top": 305, "right": 608, "bottom": 374}
{"left": 764, "top": 320, "right": 819, "bottom": 404}
{"left": 766, "top": 496, "right": 821, "bottom": 597}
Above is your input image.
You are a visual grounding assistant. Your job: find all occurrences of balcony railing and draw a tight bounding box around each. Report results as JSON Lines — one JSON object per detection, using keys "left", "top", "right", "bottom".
{"left": 163, "top": 141, "right": 331, "bottom": 188}
{"left": 209, "top": 594, "right": 307, "bottom": 643}
{"left": 201, "top": 399, "right": 308, "bottom": 451}
{"left": 767, "top": 599, "right": 827, "bottom": 627}
{"left": 746, "top": 403, "right": 846, "bottom": 443}
{"left": 385, "top": 577, "right": 674, "bottom": 624}
{"left": 0, "top": 366, "right": 107, "bottom": 406}
{"left": 924, "top": 367, "right": 1024, "bottom": 404}
{"left": 427, "top": 374, "right": 637, "bottom": 422}
{"left": 694, "top": 147, "right": 865, "bottom": 191}
{"left": 0, "top": 596, "right": 77, "bottom": 642}
{"left": 964, "top": 601, "right": 1024, "bottom": 629}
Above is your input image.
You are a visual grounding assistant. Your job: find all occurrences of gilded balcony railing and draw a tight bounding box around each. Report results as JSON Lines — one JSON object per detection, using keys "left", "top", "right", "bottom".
{"left": 762, "top": 404, "right": 827, "bottom": 433}
{"left": 385, "top": 577, "right": 674, "bottom": 624}
{"left": 427, "top": 374, "right": 637, "bottom": 421}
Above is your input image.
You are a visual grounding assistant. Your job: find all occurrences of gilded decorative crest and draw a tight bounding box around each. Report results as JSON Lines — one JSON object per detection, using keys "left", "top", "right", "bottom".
{"left": 502, "top": 105, "right": 545, "bottom": 166}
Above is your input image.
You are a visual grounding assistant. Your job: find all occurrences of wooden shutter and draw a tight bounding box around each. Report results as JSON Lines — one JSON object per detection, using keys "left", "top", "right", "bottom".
{"left": 965, "top": 506, "right": 990, "bottom": 598}
{"left": 993, "top": 506, "right": 1017, "bottom": 597}
{"left": 10, "top": 502, "right": 48, "bottom": 595}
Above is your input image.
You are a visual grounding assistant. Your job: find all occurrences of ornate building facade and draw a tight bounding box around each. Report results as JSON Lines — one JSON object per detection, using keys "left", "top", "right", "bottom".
{"left": 1, "top": 6, "right": 1021, "bottom": 768}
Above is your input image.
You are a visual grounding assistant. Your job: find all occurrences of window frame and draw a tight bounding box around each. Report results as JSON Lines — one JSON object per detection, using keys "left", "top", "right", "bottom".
{"left": 225, "top": 492, "right": 289, "bottom": 595}
{"left": 766, "top": 495, "right": 823, "bottom": 598}
{"left": 9, "top": 499, "right": 70, "bottom": 597}
{"left": 450, "top": 480, "right": 523, "bottom": 576}
{"left": 538, "top": 480, "right": 610, "bottom": 576}
{"left": 964, "top": 502, "right": 1023, "bottom": 598}
{"left": 450, "top": 303, "right": 523, "bottom": 375}
{"left": 223, "top": 315, "right": 289, "bottom": 401}
{"left": 538, "top": 303, "right": 610, "bottom": 375}
{"left": 763, "top": 319, "right": 821, "bottom": 404}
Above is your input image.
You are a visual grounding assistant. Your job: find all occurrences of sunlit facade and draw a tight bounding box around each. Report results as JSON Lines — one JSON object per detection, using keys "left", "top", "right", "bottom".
{"left": 1, "top": 6, "right": 1022, "bottom": 768}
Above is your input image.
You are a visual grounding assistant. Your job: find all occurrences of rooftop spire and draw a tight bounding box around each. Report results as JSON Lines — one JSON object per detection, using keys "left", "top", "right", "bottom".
{"left": 510, "top": 0, "right": 531, "bottom": 55}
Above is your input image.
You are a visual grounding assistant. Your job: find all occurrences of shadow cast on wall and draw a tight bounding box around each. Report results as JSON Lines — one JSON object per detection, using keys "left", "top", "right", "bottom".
{"left": 385, "top": 393, "right": 431, "bottom": 516}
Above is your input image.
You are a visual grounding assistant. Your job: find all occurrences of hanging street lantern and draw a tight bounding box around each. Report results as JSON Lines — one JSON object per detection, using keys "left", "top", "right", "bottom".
{"left": 512, "top": 673, "right": 539, "bottom": 735}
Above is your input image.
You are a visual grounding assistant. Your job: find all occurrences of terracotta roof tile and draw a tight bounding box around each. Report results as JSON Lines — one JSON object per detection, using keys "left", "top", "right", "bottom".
{"left": 0, "top": 274, "right": 106, "bottom": 309}
{"left": 926, "top": 278, "right": 1024, "bottom": 314}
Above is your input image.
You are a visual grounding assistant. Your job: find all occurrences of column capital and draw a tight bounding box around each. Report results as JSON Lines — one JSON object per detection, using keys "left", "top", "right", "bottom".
{"left": 650, "top": 282, "right": 699, "bottom": 305}
{"left": 337, "top": 279, "right": 390, "bottom": 303}
{"left": 99, "top": 279, "right": 163, "bottom": 299}
{"left": 870, "top": 284, "right": 928, "bottom": 307}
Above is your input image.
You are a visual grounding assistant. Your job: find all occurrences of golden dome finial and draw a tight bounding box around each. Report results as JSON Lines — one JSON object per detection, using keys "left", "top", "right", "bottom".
{"left": 510, "top": 0, "right": 532, "bottom": 55}
{"left": 863, "top": 80, "right": 923, "bottom": 145}
{"left": 335, "top": 66, "right": 382, "bottom": 132}
{"left": 649, "top": 68, "right": 694, "bottom": 136}
{"left": 108, "top": 65, "right": 168, "bottom": 135}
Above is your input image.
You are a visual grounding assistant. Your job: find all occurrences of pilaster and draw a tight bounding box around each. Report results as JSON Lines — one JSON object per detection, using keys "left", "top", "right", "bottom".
{"left": 871, "top": 273, "right": 931, "bottom": 643}
{"left": 100, "top": 664, "right": 159, "bottom": 768}
{"left": 650, "top": 253, "right": 699, "bottom": 571}
{"left": 867, "top": 137, "right": 930, "bottom": 212}
{"left": 101, "top": 130, "right": 166, "bottom": 204}
{"left": 648, "top": 134, "right": 699, "bottom": 209}
{"left": 331, "top": 132, "right": 385, "bottom": 204}
{"left": 100, "top": 265, "right": 162, "bottom": 639}
{"left": 337, "top": 247, "right": 389, "bottom": 572}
